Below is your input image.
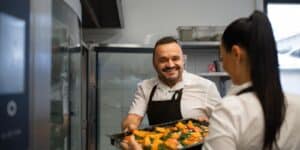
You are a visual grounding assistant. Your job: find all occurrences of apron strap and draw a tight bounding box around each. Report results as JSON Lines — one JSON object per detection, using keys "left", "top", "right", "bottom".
{"left": 236, "top": 86, "right": 253, "bottom": 95}
{"left": 149, "top": 85, "right": 158, "bottom": 102}
{"left": 171, "top": 88, "right": 183, "bottom": 101}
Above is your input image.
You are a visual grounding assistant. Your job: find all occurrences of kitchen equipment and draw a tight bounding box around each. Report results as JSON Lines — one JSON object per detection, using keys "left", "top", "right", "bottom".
{"left": 177, "top": 26, "right": 225, "bottom": 42}
{"left": 194, "top": 26, "right": 225, "bottom": 41}
{"left": 177, "top": 26, "right": 196, "bottom": 41}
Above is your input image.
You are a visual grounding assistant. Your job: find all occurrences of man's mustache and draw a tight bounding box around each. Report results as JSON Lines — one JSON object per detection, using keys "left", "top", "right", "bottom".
{"left": 162, "top": 66, "right": 179, "bottom": 72}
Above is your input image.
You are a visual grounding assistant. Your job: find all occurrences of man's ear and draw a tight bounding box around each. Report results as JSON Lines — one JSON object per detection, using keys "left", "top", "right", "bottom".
{"left": 153, "top": 59, "right": 158, "bottom": 71}
{"left": 183, "top": 54, "right": 187, "bottom": 67}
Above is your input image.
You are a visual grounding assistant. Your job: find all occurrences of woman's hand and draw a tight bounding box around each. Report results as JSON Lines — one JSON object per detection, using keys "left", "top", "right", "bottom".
{"left": 120, "top": 135, "right": 143, "bottom": 150}
{"left": 198, "top": 116, "right": 209, "bottom": 122}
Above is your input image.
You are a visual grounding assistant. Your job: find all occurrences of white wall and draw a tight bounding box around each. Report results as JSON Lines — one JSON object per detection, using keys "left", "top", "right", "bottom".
{"left": 83, "top": 0, "right": 260, "bottom": 45}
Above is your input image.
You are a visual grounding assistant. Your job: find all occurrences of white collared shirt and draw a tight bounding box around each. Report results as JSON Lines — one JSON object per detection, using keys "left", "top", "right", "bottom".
{"left": 128, "top": 71, "right": 221, "bottom": 119}
{"left": 203, "top": 82, "right": 300, "bottom": 150}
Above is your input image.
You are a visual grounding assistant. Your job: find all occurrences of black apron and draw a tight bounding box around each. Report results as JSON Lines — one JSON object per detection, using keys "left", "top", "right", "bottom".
{"left": 146, "top": 85, "right": 204, "bottom": 150}
{"left": 146, "top": 85, "right": 183, "bottom": 125}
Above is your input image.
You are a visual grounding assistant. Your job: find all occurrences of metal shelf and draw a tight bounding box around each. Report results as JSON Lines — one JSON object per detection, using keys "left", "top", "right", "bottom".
{"left": 180, "top": 41, "right": 219, "bottom": 49}
{"left": 199, "top": 72, "right": 230, "bottom": 97}
{"left": 199, "top": 72, "right": 229, "bottom": 77}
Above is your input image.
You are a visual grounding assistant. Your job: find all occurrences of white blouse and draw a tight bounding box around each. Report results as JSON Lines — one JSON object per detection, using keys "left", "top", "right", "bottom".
{"left": 128, "top": 71, "right": 221, "bottom": 119}
{"left": 203, "top": 82, "right": 300, "bottom": 150}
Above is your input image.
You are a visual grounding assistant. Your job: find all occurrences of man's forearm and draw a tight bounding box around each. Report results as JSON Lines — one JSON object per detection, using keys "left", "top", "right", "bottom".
{"left": 122, "top": 114, "right": 142, "bottom": 131}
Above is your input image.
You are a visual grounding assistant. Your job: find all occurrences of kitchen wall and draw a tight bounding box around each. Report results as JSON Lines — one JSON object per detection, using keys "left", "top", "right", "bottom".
{"left": 83, "top": 0, "right": 262, "bottom": 44}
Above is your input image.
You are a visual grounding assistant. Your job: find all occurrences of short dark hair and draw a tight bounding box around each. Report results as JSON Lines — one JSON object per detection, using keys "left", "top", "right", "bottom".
{"left": 222, "top": 10, "right": 286, "bottom": 150}
{"left": 153, "top": 36, "right": 180, "bottom": 62}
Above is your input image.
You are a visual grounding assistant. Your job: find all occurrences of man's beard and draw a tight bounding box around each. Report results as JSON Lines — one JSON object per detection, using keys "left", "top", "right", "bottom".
{"left": 158, "top": 66, "right": 182, "bottom": 87}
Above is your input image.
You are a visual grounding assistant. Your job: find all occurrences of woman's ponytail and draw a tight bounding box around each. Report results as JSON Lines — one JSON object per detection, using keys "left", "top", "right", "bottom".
{"left": 222, "top": 11, "right": 286, "bottom": 150}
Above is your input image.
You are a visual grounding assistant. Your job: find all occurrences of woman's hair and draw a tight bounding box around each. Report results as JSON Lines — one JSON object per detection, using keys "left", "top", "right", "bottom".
{"left": 222, "top": 11, "right": 286, "bottom": 150}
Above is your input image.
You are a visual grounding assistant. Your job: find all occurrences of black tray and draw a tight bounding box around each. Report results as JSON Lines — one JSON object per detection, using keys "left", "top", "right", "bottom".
{"left": 108, "top": 118, "right": 209, "bottom": 149}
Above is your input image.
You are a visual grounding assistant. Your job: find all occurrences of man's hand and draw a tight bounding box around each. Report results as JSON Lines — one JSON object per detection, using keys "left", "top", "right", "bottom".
{"left": 123, "top": 123, "right": 138, "bottom": 132}
{"left": 122, "top": 114, "right": 142, "bottom": 132}
{"left": 121, "top": 114, "right": 142, "bottom": 149}
{"left": 120, "top": 135, "right": 143, "bottom": 150}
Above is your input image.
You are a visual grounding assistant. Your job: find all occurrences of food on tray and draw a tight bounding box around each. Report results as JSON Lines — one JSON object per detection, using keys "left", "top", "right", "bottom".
{"left": 124, "top": 120, "right": 208, "bottom": 150}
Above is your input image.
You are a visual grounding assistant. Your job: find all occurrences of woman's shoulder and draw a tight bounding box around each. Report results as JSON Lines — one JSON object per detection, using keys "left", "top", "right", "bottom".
{"left": 285, "top": 93, "right": 300, "bottom": 104}
{"left": 211, "top": 94, "right": 264, "bottom": 144}
{"left": 284, "top": 93, "right": 300, "bottom": 112}
{"left": 216, "top": 93, "right": 262, "bottom": 118}
{"left": 215, "top": 95, "right": 244, "bottom": 113}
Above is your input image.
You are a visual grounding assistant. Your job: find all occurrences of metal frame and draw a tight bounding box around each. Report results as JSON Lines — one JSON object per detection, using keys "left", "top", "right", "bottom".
{"left": 29, "top": 0, "right": 52, "bottom": 149}
{"left": 95, "top": 47, "right": 100, "bottom": 150}
{"left": 80, "top": 45, "right": 88, "bottom": 150}
{"left": 94, "top": 46, "right": 152, "bottom": 53}
{"left": 94, "top": 42, "right": 219, "bottom": 52}
{"left": 87, "top": 46, "right": 97, "bottom": 150}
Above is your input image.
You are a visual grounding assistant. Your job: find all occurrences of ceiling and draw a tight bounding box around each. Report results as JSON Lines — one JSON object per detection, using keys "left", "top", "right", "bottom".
{"left": 81, "top": 0, "right": 123, "bottom": 28}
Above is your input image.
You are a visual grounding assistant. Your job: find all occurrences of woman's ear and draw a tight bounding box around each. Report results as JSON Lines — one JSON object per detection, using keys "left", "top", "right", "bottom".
{"left": 231, "top": 45, "right": 242, "bottom": 62}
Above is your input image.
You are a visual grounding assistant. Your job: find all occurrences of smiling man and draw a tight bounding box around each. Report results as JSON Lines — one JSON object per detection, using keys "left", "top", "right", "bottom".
{"left": 154, "top": 39, "right": 184, "bottom": 87}
{"left": 122, "top": 36, "right": 221, "bottom": 131}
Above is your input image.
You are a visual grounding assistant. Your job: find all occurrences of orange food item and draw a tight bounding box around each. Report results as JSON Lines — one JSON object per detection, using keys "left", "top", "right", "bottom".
{"left": 170, "top": 132, "right": 180, "bottom": 139}
{"left": 151, "top": 139, "right": 163, "bottom": 150}
{"left": 175, "top": 122, "right": 186, "bottom": 130}
{"left": 124, "top": 120, "right": 209, "bottom": 149}
{"left": 155, "top": 127, "right": 168, "bottom": 133}
{"left": 164, "top": 138, "right": 179, "bottom": 150}
{"left": 144, "top": 136, "right": 151, "bottom": 146}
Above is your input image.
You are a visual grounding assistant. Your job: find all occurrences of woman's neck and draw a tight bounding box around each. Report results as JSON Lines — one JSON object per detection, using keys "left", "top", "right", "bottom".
{"left": 233, "top": 65, "right": 251, "bottom": 85}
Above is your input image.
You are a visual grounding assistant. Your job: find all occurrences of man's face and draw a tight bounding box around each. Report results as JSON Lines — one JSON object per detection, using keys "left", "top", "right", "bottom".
{"left": 153, "top": 42, "right": 184, "bottom": 86}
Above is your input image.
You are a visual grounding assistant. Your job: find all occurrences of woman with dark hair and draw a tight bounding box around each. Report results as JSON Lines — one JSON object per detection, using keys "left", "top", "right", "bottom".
{"left": 203, "top": 10, "right": 300, "bottom": 150}
{"left": 122, "top": 10, "right": 300, "bottom": 150}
